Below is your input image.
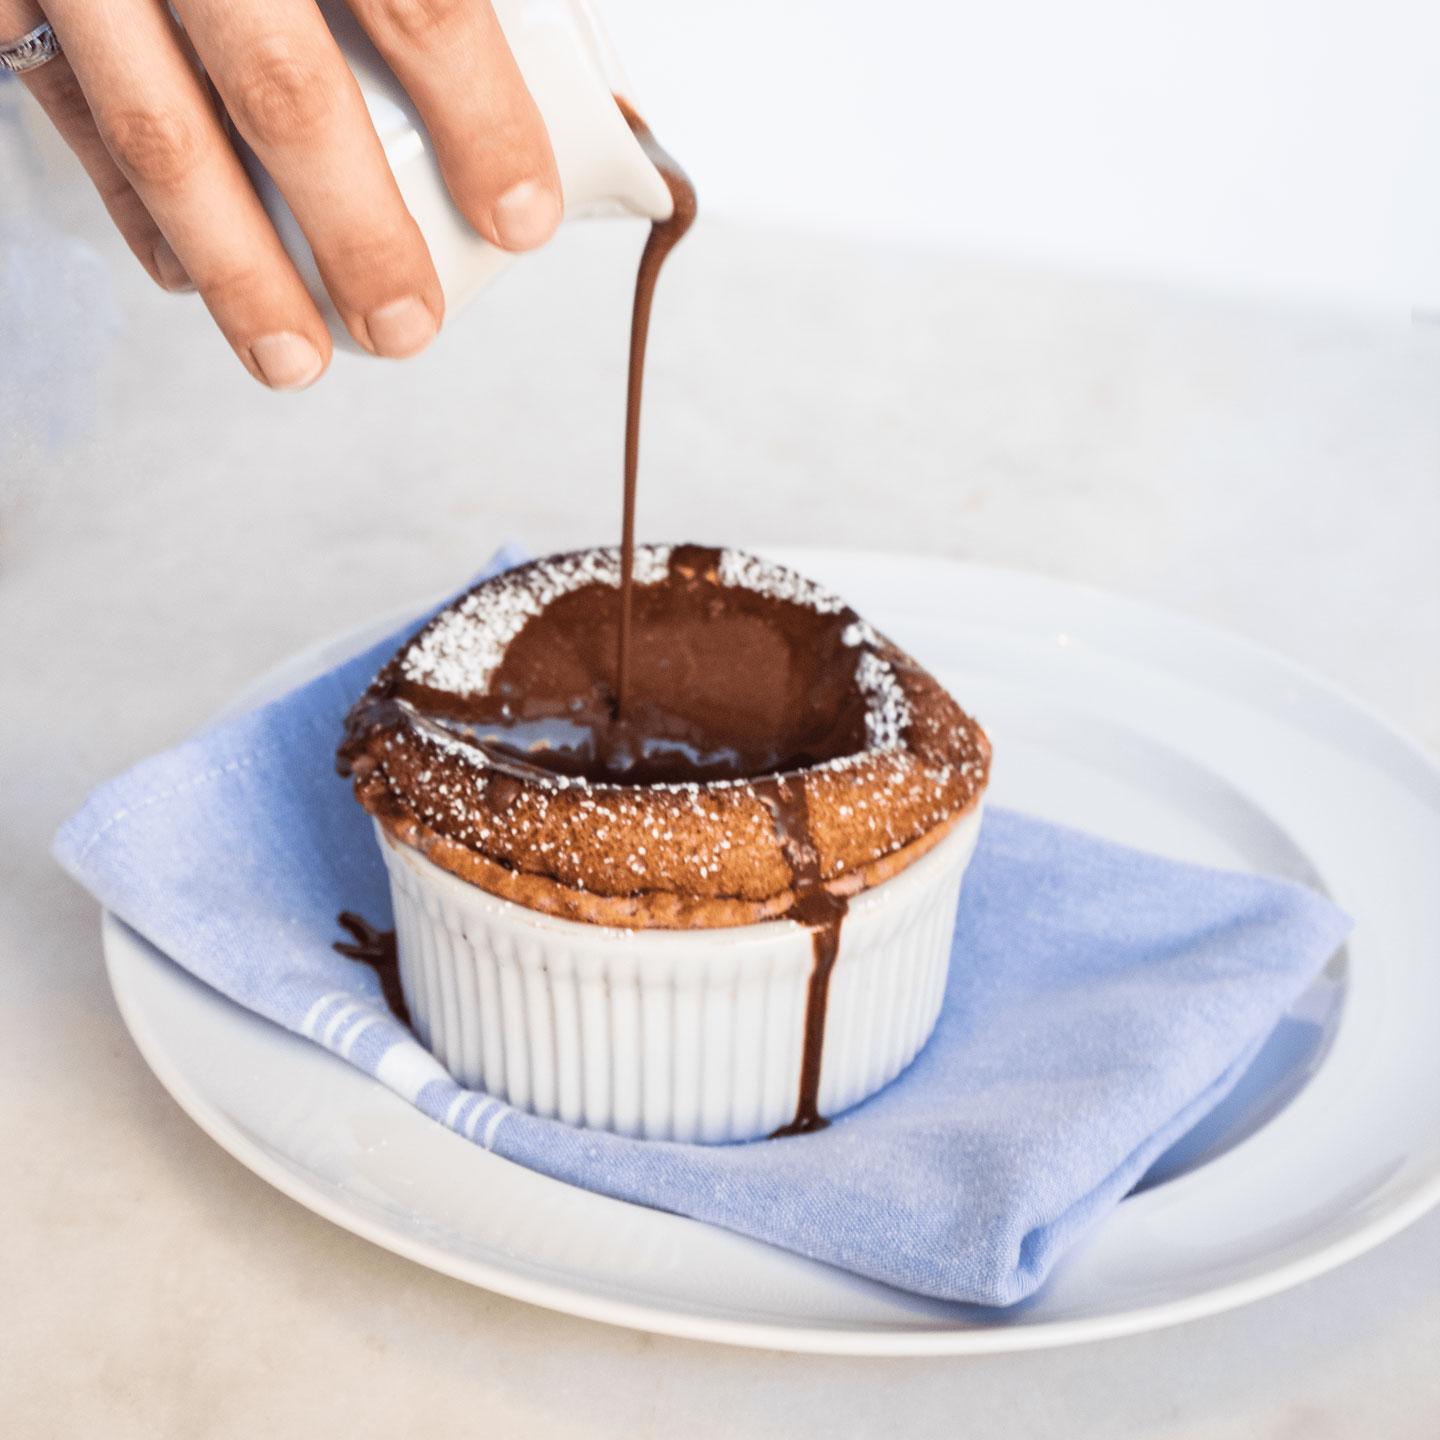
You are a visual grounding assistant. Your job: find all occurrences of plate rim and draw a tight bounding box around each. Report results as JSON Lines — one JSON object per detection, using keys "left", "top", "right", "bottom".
{"left": 100, "top": 550, "right": 1440, "bottom": 1355}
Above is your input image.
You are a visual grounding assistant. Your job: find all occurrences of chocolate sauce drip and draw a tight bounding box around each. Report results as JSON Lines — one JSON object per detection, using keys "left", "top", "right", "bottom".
{"left": 614, "top": 98, "right": 697, "bottom": 719}
{"left": 334, "top": 911, "right": 409, "bottom": 1026}
{"left": 755, "top": 776, "right": 849, "bottom": 1137}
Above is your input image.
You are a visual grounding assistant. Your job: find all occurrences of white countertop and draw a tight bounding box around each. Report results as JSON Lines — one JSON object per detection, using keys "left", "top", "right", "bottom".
{"left": 3, "top": 142, "right": 1439, "bottom": 1437}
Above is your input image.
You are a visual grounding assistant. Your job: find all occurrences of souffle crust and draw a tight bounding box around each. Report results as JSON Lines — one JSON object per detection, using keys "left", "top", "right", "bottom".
{"left": 338, "top": 546, "right": 990, "bottom": 929}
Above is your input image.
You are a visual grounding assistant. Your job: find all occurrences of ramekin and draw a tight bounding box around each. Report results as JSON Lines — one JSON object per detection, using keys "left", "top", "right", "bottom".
{"left": 377, "top": 805, "right": 983, "bottom": 1143}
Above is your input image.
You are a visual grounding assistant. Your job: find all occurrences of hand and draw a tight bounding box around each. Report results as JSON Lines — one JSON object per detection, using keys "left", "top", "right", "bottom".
{"left": 2, "top": 0, "right": 562, "bottom": 389}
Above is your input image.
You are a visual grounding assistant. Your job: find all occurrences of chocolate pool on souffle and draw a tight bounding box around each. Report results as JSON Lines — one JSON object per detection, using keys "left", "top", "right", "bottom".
{"left": 338, "top": 546, "right": 990, "bottom": 1142}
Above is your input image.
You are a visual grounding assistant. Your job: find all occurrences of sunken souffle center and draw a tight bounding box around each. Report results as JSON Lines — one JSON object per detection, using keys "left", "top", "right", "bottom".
{"left": 396, "top": 549, "right": 874, "bottom": 787}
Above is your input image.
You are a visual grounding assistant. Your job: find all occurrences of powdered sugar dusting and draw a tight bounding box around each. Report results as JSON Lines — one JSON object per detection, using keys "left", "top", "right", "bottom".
{"left": 718, "top": 549, "right": 848, "bottom": 613}
{"left": 855, "top": 648, "right": 908, "bottom": 750}
{"left": 404, "top": 545, "right": 673, "bottom": 695}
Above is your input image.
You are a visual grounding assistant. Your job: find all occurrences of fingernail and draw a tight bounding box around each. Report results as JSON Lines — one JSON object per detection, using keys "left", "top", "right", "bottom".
{"left": 364, "top": 296, "right": 438, "bottom": 358}
{"left": 249, "top": 332, "right": 324, "bottom": 391}
{"left": 490, "top": 181, "right": 562, "bottom": 251}
{"left": 152, "top": 238, "right": 194, "bottom": 292}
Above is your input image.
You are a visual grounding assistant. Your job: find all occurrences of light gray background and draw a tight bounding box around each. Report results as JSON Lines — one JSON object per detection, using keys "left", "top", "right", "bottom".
{"left": 2, "top": 76, "right": 1438, "bottom": 1437}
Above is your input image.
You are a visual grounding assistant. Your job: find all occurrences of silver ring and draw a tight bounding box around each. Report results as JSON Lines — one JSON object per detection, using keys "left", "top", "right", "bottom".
{"left": 0, "top": 21, "right": 62, "bottom": 75}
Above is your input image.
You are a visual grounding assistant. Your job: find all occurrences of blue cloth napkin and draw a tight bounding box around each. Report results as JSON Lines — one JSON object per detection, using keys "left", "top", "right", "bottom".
{"left": 53, "top": 550, "right": 1352, "bottom": 1306}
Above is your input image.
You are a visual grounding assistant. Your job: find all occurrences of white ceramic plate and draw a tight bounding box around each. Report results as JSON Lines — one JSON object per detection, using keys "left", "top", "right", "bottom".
{"left": 102, "top": 550, "right": 1440, "bottom": 1355}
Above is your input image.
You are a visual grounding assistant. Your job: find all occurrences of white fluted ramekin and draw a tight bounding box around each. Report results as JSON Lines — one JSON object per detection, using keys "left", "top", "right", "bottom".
{"left": 376, "top": 805, "right": 982, "bottom": 1143}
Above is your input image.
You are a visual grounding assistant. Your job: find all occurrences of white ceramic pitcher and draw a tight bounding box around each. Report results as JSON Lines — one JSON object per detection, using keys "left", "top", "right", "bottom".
{"left": 238, "top": 0, "right": 676, "bottom": 351}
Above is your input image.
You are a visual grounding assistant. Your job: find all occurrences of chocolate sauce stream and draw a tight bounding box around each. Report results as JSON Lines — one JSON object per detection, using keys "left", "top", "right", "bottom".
{"left": 615, "top": 97, "right": 697, "bottom": 718}
{"left": 334, "top": 911, "right": 409, "bottom": 1026}
{"left": 755, "top": 777, "right": 849, "bottom": 1136}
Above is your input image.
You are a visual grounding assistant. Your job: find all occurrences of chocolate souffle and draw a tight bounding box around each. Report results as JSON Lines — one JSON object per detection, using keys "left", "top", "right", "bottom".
{"left": 337, "top": 545, "right": 990, "bottom": 930}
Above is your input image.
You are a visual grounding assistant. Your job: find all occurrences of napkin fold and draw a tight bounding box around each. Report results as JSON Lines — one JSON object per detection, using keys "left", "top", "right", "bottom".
{"left": 54, "top": 550, "right": 1351, "bottom": 1306}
